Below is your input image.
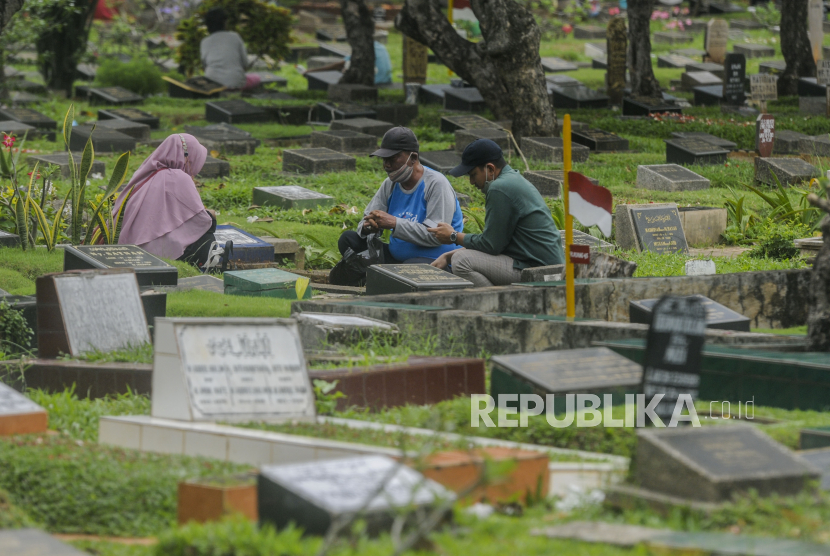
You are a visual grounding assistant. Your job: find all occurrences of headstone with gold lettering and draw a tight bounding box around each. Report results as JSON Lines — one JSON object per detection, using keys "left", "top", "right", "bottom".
{"left": 403, "top": 36, "right": 428, "bottom": 85}
{"left": 366, "top": 264, "right": 473, "bottom": 295}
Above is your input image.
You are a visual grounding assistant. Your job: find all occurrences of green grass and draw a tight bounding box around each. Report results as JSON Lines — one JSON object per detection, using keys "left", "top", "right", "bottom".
{"left": 754, "top": 325, "right": 808, "bottom": 335}
{"left": 166, "top": 289, "right": 293, "bottom": 318}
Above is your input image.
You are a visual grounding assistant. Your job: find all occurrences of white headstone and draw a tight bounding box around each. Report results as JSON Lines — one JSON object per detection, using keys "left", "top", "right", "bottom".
{"left": 685, "top": 259, "right": 717, "bottom": 276}
{"left": 705, "top": 19, "right": 729, "bottom": 64}
{"left": 295, "top": 313, "right": 395, "bottom": 329}
{"left": 0, "top": 383, "right": 44, "bottom": 417}
{"left": 810, "top": 0, "right": 824, "bottom": 62}
{"left": 818, "top": 60, "right": 830, "bottom": 85}
{"left": 151, "top": 317, "right": 316, "bottom": 422}
{"left": 750, "top": 74, "right": 778, "bottom": 101}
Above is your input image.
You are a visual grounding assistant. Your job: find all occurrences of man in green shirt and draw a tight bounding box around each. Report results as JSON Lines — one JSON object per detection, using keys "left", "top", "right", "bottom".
{"left": 428, "top": 139, "right": 564, "bottom": 287}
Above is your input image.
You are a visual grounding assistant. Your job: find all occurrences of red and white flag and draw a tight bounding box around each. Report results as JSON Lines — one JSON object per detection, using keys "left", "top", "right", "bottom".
{"left": 568, "top": 171, "right": 612, "bottom": 237}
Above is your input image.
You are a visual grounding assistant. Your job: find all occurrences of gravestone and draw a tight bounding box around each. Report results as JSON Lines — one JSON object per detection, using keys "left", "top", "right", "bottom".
{"left": 419, "top": 150, "right": 462, "bottom": 174}
{"left": 440, "top": 114, "right": 501, "bottom": 133}
{"left": 654, "top": 31, "right": 694, "bottom": 44}
{"left": 76, "top": 63, "right": 97, "bottom": 80}
{"left": 94, "top": 119, "right": 151, "bottom": 142}
{"left": 733, "top": 44, "right": 775, "bottom": 59}
{"left": 98, "top": 107, "right": 160, "bottom": 129}
{"left": 641, "top": 295, "right": 705, "bottom": 423}
{"left": 328, "top": 83, "right": 378, "bottom": 103}
{"left": 307, "top": 56, "right": 344, "bottom": 70}
{"left": 606, "top": 17, "right": 627, "bottom": 105}
{"left": 213, "top": 226, "right": 274, "bottom": 264}
{"left": 685, "top": 62, "right": 726, "bottom": 79}
{"left": 617, "top": 204, "right": 688, "bottom": 254}
{"left": 550, "top": 85, "right": 609, "bottom": 109}
{"left": 722, "top": 53, "right": 746, "bottom": 106}
{"left": 681, "top": 71, "right": 722, "bottom": 91}
{"left": 799, "top": 448, "right": 830, "bottom": 490}
{"left": 419, "top": 84, "right": 454, "bottom": 104}
{"left": 318, "top": 43, "right": 350, "bottom": 58}
{"left": 685, "top": 259, "right": 717, "bottom": 276}
{"left": 705, "top": 19, "right": 729, "bottom": 63}
{"left": 665, "top": 138, "right": 728, "bottom": 166}
{"left": 670, "top": 132, "right": 735, "bottom": 151}
{"left": 750, "top": 74, "right": 778, "bottom": 103}
{"left": 185, "top": 125, "right": 260, "bottom": 155}
{"left": 773, "top": 130, "right": 805, "bottom": 155}
{"left": 759, "top": 60, "right": 787, "bottom": 74}
{"left": 491, "top": 348, "right": 642, "bottom": 413}
{"left": 374, "top": 104, "right": 418, "bottom": 127}
{"left": 205, "top": 100, "right": 266, "bottom": 124}
{"left": 571, "top": 129, "right": 628, "bottom": 152}
{"left": 574, "top": 25, "right": 606, "bottom": 39}
{"left": 0, "top": 529, "right": 90, "bottom": 556}
{"left": 692, "top": 85, "right": 721, "bottom": 106}
{"left": 365, "top": 264, "right": 473, "bottom": 295}
{"left": 316, "top": 25, "right": 347, "bottom": 42}
{"left": 310, "top": 130, "right": 377, "bottom": 153}
{"left": 622, "top": 96, "right": 683, "bottom": 116}
{"left": 36, "top": 269, "right": 150, "bottom": 358}
{"left": 329, "top": 118, "right": 394, "bottom": 137}
{"left": 797, "top": 77, "right": 826, "bottom": 97}
{"left": 252, "top": 185, "right": 336, "bottom": 210}
{"left": 282, "top": 148, "right": 356, "bottom": 174}
{"left": 547, "top": 74, "right": 583, "bottom": 88}
{"left": 521, "top": 137, "right": 590, "bottom": 162}
{"left": 0, "top": 230, "right": 20, "bottom": 247}
{"left": 0, "top": 108, "right": 56, "bottom": 134}
{"left": 755, "top": 114, "right": 775, "bottom": 157}
{"left": 672, "top": 47, "right": 706, "bottom": 58}
{"left": 305, "top": 71, "right": 343, "bottom": 91}
{"left": 809, "top": 0, "right": 823, "bottom": 62}
{"left": 197, "top": 156, "right": 231, "bottom": 179}
{"left": 455, "top": 127, "right": 511, "bottom": 153}
{"left": 28, "top": 152, "right": 105, "bottom": 179}
{"left": 315, "top": 102, "right": 377, "bottom": 123}
{"left": 637, "top": 165, "right": 710, "bottom": 192}
{"left": 630, "top": 294, "right": 750, "bottom": 332}
{"left": 224, "top": 268, "right": 312, "bottom": 299}
{"left": 152, "top": 317, "right": 316, "bottom": 421}
{"left": 798, "top": 135, "right": 830, "bottom": 157}
{"left": 88, "top": 86, "right": 143, "bottom": 105}
{"left": 0, "top": 382, "right": 48, "bottom": 435}
{"left": 658, "top": 54, "right": 697, "bottom": 69}
{"left": 636, "top": 425, "right": 819, "bottom": 502}
{"left": 69, "top": 125, "right": 137, "bottom": 153}
{"left": 164, "top": 75, "right": 225, "bottom": 98}
{"left": 443, "top": 87, "right": 486, "bottom": 112}
{"left": 403, "top": 35, "right": 429, "bottom": 84}
{"left": 591, "top": 57, "right": 607, "bottom": 70}
{"left": 0, "top": 120, "right": 40, "bottom": 140}
{"left": 754, "top": 157, "right": 819, "bottom": 186}
{"left": 522, "top": 170, "right": 598, "bottom": 199}
{"left": 584, "top": 42, "right": 606, "bottom": 60}
{"left": 819, "top": 60, "right": 830, "bottom": 88}
{"left": 541, "top": 57, "right": 579, "bottom": 73}
{"left": 63, "top": 245, "right": 178, "bottom": 286}
{"left": 258, "top": 455, "right": 451, "bottom": 535}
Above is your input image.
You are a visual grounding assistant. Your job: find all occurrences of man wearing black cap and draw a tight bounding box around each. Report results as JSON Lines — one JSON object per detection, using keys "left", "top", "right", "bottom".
{"left": 428, "top": 139, "right": 564, "bottom": 287}
{"left": 336, "top": 126, "right": 464, "bottom": 269}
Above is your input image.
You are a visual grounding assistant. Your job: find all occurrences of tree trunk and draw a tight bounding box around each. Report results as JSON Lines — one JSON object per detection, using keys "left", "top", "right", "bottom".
{"left": 779, "top": 0, "right": 815, "bottom": 95}
{"left": 807, "top": 195, "right": 830, "bottom": 350}
{"left": 627, "top": 0, "right": 661, "bottom": 98}
{"left": 0, "top": 0, "right": 25, "bottom": 32}
{"left": 34, "top": 0, "right": 96, "bottom": 97}
{"left": 396, "top": 0, "right": 556, "bottom": 141}
{"left": 340, "top": 0, "right": 375, "bottom": 86}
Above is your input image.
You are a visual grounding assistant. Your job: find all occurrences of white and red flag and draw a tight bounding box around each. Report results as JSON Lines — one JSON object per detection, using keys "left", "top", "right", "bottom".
{"left": 567, "top": 171, "right": 612, "bottom": 237}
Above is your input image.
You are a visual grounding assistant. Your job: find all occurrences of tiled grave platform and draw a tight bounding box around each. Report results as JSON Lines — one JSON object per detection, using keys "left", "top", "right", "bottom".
{"left": 1, "top": 358, "right": 152, "bottom": 399}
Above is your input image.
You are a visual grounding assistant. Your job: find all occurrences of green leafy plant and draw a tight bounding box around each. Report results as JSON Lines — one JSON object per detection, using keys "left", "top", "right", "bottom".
{"left": 0, "top": 300, "right": 33, "bottom": 354}
{"left": 313, "top": 379, "right": 345, "bottom": 415}
{"left": 749, "top": 221, "right": 809, "bottom": 260}
{"left": 722, "top": 185, "right": 759, "bottom": 245}
{"left": 743, "top": 173, "right": 824, "bottom": 231}
{"left": 754, "top": 2, "right": 781, "bottom": 26}
{"left": 93, "top": 57, "right": 166, "bottom": 96}
{"left": 289, "top": 231, "right": 339, "bottom": 269}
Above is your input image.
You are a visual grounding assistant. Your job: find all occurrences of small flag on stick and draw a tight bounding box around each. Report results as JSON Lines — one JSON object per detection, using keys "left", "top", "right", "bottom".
{"left": 567, "top": 171, "right": 613, "bottom": 237}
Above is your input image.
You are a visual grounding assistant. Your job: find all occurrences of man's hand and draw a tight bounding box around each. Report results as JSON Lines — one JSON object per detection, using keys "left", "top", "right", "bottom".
{"left": 427, "top": 222, "right": 456, "bottom": 244}
{"left": 431, "top": 248, "right": 462, "bottom": 270}
{"left": 362, "top": 217, "right": 379, "bottom": 234}
{"left": 368, "top": 210, "right": 397, "bottom": 230}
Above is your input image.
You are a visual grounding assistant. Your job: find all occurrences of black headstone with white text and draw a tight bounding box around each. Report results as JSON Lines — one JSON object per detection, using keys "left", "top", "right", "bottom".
{"left": 722, "top": 53, "right": 746, "bottom": 106}
{"left": 631, "top": 205, "right": 689, "bottom": 254}
{"left": 630, "top": 294, "right": 750, "bottom": 332}
{"left": 366, "top": 264, "right": 473, "bottom": 295}
{"left": 63, "top": 245, "right": 177, "bottom": 286}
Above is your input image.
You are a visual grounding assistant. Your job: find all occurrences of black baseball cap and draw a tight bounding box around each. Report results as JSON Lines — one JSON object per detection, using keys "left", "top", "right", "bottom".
{"left": 449, "top": 139, "right": 503, "bottom": 177}
{"left": 371, "top": 126, "right": 419, "bottom": 157}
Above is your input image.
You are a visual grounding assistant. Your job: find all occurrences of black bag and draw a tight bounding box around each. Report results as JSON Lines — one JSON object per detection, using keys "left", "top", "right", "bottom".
{"left": 329, "top": 234, "right": 385, "bottom": 287}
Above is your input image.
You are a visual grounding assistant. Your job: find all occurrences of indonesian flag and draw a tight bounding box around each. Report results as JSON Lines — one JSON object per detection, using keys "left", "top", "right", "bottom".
{"left": 568, "top": 171, "right": 613, "bottom": 237}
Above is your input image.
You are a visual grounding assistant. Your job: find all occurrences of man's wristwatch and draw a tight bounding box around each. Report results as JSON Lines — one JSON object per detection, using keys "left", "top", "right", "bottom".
{"left": 450, "top": 231, "right": 458, "bottom": 244}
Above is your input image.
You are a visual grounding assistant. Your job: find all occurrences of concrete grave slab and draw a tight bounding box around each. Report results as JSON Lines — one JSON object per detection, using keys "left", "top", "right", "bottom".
{"left": 98, "top": 107, "right": 159, "bottom": 129}
{"left": 69, "top": 125, "right": 137, "bottom": 153}
{"left": 420, "top": 150, "right": 461, "bottom": 174}
{"left": 665, "top": 137, "right": 728, "bottom": 165}
{"left": 541, "top": 58, "right": 579, "bottom": 73}
{"left": 733, "top": 43, "right": 775, "bottom": 58}
{"left": 329, "top": 117, "right": 394, "bottom": 137}
{"left": 571, "top": 129, "right": 628, "bottom": 152}
{"left": 253, "top": 185, "right": 337, "bottom": 210}
{"left": 774, "top": 130, "right": 808, "bottom": 155}
{"left": 197, "top": 156, "right": 231, "bottom": 179}
{"left": 637, "top": 164, "right": 710, "bottom": 192}
{"left": 523, "top": 170, "right": 598, "bottom": 198}
{"left": 443, "top": 87, "right": 486, "bottom": 112}
{"left": 311, "top": 129, "right": 377, "bottom": 153}
{"left": 755, "top": 157, "right": 820, "bottom": 186}
{"left": 328, "top": 83, "right": 378, "bottom": 103}
{"left": 28, "top": 152, "right": 105, "bottom": 179}
{"left": 455, "top": 127, "right": 511, "bottom": 153}
{"left": 205, "top": 99, "right": 266, "bottom": 124}
{"left": 440, "top": 114, "right": 501, "bottom": 133}
{"left": 521, "top": 137, "right": 590, "bottom": 163}
{"left": 88, "top": 86, "right": 143, "bottom": 105}
{"left": 94, "top": 119, "right": 151, "bottom": 141}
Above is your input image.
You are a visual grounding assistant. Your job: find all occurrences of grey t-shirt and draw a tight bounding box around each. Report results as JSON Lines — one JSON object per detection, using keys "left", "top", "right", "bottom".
{"left": 200, "top": 31, "right": 248, "bottom": 89}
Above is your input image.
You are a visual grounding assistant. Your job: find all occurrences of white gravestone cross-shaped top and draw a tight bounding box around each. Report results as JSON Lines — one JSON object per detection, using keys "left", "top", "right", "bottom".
{"left": 151, "top": 317, "right": 316, "bottom": 422}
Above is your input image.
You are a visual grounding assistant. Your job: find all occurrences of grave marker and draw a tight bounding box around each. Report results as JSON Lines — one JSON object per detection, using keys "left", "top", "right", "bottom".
{"left": 637, "top": 164, "right": 710, "bottom": 192}
{"left": 0, "top": 108, "right": 56, "bottom": 133}
{"left": 252, "top": 185, "right": 336, "bottom": 210}
{"left": 185, "top": 125, "right": 260, "bottom": 155}
{"left": 750, "top": 74, "right": 777, "bottom": 110}
{"left": 366, "top": 264, "right": 473, "bottom": 295}
{"left": 310, "top": 129, "right": 377, "bottom": 153}
{"left": 213, "top": 226, "right": 274, "bottom": 264}
{"left": 224, "top": 268, "right": 312, "bottom": 299}
{"left": 722, "top": 53, "right": 746, "bottom": 106}
{"left": 819, "top": 60, "right": 830, "bottom": 86}
{"left": 759, "top": 60, "right": 787, "bottom": 74}
{"left": 631, "top": 205, "right": 688, "bottom": 254}
{"left": 315, "top": 102, "right": 377, "bottom": 123}
{"left": 692, "top": 85, "right": 724, "bottom": 106}
{"left": 665, "top": 138, "right": 728, "bottom": 166}
{"left": 521, "top": 137, "right": 590, "bottom": 162}
{"left": 28, "top": 152, "right": 105, "bottom": 179}
{"left": 797, "top": 76, "right": 826, "bottom": 97}
{"left": 94, "top": 119, "right": 151, "bottom": 142}
{"left": 440, "top": 114, "right": 501, "bottom": 133}
{"left": 657, "top": 54, "right": 697, "bottom": 69}
{"left": 754, "top": 157, "right": 819, "bottom": 186}
{"left": 670, "top": 132, "right": 736, "bottom": 150}
{"left": 681, "top": 71, "right": 722, "bottom": 91}
{"left": 549, "top": 85, "right": 609, "bottom": 109}
{"left": 88, "top": 86, "right": 143, "bottom": 105}
{"left": 329, "top": 117, "right": 394, "bottom": 137}
{"left": 809, "top": 0, "right": 823, "bottom": 62}
{"left": 0, "top": 120, "right": 39, "bottom": 140}
{"left": 282, "top": 148, "right": 356, "bottom": 174}
{"left": 704, "top": 19, "right": 729, "bottom": 64}
{"left": 755, "top": 114, "right": 775, "bottom": 157}
{"left": 69, "top": 125, "right": 136, "bottom": 153}
{"left": 654, "top": 31, "right": 694, "bottom": 44}
{"left": 0, "top": 382, "right": 48, "bottom": 435}
{"left": 630, "top": 294, "right": 750, "bottom": 332}
{"left": 685, "top": 61, "right": 726, "bottom": 79}
{"left": 205, "top": 100, "right": 266, "bottom": 125}
{"left": 198, "top": 156, "right": 231, "bottom": 179}
{"left": 523, "top": 170, "right": 598, "bottom": 198}
{"left": 0, "top": 529, "right": 89, "bottom": 556}
{"left": 98, "top": 107, "right": 160, "bottom": 129}
{"left": 419, "top": 84, "right": 453, "bottom": 104}
{"left": 571, "top": 129, "right": 629, "bottom": 152}
{"left": 573, "top": 25, "right": 606, "bottom": 39}
{"left": 63, "top": 245, "right": 178, "bottom": 286}
{"left": 622, "top": 96, "right": 683, "bottom": 116}
{"left": 36, "top": 269, "right": 150, "bottom": 358}
{"left": 773, "top": 130, "right": 805, "bottom": 155}
{"left": 374, "top": 104, "right": 418, "bottom": 127}
{"left": 419, "top": 150, "right": 462, "bottom": 174}
{"left": 443, "top": 87, "right": 486, "bottom": 112}
{"left": 799, "top": 134, "right": 830, "bottom": 157}
{"left": 541, "top": 57, "right": 579, "bottom": 73}
{"left": 258, "top": 455, "right": 451, "bottom": 535}
{"left": 685, "top": 259, "right": 716, "bottom": 276}
{"left": 455, "top": 127, "right": 511, "bottom": 153}
{"left": 164, "top": 76, "right": 225, "bottom": 98}
{"left": 305, "top": 71, "right": 343, "bottom": 91}
{"left": 158, "top": 275, "right": 225, "bottom": 294}
{"left": 606, "top": 17, "right": 627, "bottom": 105}
{"left": 733, "top": 44, "right": 775, "bottom": 59}
{"left": 641, "top": 295, "right": 705, "bottom": 423}
{"left": 403, "top": 35, "right": 428, "bottom": 84}
{"left": 328, "top": 83, "right": 378, "bottom": 103}
{"left": 152, "top": 317, "right": 316, "bottom": 422}
{"left": 0, "top": 230, "right": 20, "bottom": 247}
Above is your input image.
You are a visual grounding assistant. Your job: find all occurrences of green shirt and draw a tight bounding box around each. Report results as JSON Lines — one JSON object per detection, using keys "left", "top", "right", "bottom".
{"left": 462, "top": 165, "right": 564, "bottom": 270}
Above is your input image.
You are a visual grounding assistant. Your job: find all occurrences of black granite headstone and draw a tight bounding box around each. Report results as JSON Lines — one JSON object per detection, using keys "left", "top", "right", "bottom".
{"left": 28, "top": 152, "right": 106, "bottom": 179}
{"left": 733, "top": 43, "right": 775, "bottom": 58}
{"left": 440, "top": 114, "right": 501, "bottom": 133}
{"left": 69, "top": 125, "right": 136, "bottom": 153}
{"left": 314, "top": 102, "right": 377, "bottom": 123}
{"left": 419, "top": 84, "right": 453, "bottom": 104}
{"left": 164, "top": 76, "right": 226, "bottom": 98}
{"left": 88, "top": 86, "right": 143, "bottom": 105}
{"left": 723, "top": 53, "right": 746, "bottom": 106}
{"left": 373, "top": 104, "right": 418, "bottom": 127}
{"left": 98, "top": 108, "right": 160, "bottom": 129}
{"left": 550, "top": 85, "right": 609, "bottom": 109}
{"left": 631, "top": 205, "right": 689, "bottom": 254}
{"left": 184, "top": 125, "right": 260, "bottom": 155}
{"left": 521, "top": 137, "right": 590, "bottom": 162}
{"left": 622, "top": 96, "right": 683, "bottom": 116}
{"left": 693, "top": 85, "right": 725, "bottom": 106}
{"left": 366, "top": 264, "right": 473, "bottom": 295}
{"left": 523, "top": 170, "right": 598, "bottom": 198}
{"left": 329, "top": 118, "right": 394, "bottom": 138}
{"left": 419, "top": 150, "right": 462, "bottom": 174}
{"left": 0, "top": 230, "right": 20, "bottom": 247}
{"left": 205, "top": 99, "right": 267, "bottom": 124}
{"left": 0, "top": 120, "right": 40, "bottom": 140}
{"left": 630, "top": 294, "right": 749, "bottom": 332}
{"left": 310, "top": 130, "right": 377, "bottom": 153}
{"left": 93, "top": 119, "right": 151, "bottom": 142}
{"left": 572, "top": 129, "right": 629, "bottom": 152}
{"left": 798, "top": 77, "right": 826, "bottom": 97}
{"left": 63, "top": 245, "right": 177, "bottom": 286}
{"left": 0, "top": 108, "right": 56, "bottom": 131}
{"left": 665, "top": 138, "right": 728, "bottom": 166}
{"left": 305, "top": 71, "right": 343, "bottom": 91}
{"left": 670, "top": 131, "right": 736, "bottom": 151}
{"left": 759, "top": 60, "right": 787, "bottom": 74}
{"left": 443, "top": 87, "right": 486, "bottom": 112}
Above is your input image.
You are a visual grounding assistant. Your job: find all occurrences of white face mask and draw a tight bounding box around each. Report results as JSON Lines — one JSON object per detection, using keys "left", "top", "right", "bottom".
{"left": 483, "top": 166, "right": 494, "bottom": 191}
{"left": 387, "top": 152, "right": 414, "bottom": 183}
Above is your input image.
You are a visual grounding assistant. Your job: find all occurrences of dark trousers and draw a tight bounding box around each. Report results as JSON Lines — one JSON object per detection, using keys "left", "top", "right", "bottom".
{"left": 178, "top": 212, "right": 217, "bottom": 268}
{"left": 337, "top": 231, "right": 435, "bottom": 265}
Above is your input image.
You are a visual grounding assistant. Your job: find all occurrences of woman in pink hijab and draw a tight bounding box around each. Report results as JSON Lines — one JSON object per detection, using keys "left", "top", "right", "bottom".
{"left": 113, "top": 133, "right": 217, "bottom": 267}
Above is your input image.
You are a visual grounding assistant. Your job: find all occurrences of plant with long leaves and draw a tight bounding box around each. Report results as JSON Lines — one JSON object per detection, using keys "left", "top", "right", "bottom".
{"left": 0, "top": 131, "right": 51, "bottom": 250}
{"left": 743, "top": 173, "right": 825, "bottom": 232}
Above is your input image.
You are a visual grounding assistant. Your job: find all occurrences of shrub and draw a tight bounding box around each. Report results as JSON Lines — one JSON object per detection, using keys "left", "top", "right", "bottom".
{"left": 94, "top": 57, "right": 166, "bottom": 96}
{"left": 749, "top": 222, "right": 810, "bottom": 260}
{"left": 0, "top": 299, "right": 33, "bottom": 353}
{"left": 155, "top": 516, "right": 308, "bottom": 556}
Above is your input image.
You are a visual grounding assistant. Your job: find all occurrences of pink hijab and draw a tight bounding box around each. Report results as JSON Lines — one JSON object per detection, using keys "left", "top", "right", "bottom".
{"left": 115, "top": 133, "right": 211, "bottom": 260}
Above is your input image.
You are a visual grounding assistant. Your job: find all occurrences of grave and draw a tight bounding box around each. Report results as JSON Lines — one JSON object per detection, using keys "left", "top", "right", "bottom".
{"left": 801, "top": 428, "right": 830, "bottom": 450}
{"left": 0, "top": 382, "right": 48, "bottom": 435}
{"left": 549, "top": 85, "right": 609, "bottom": 109}
{"left": 636, "top": 164, "right": 710, "bottom": 192}
{"left": 584, "top": 42, "right": 606, "bottom": 60}
{"left": 224, "top": 268, "right": 312, "bottom": 299}
{"left": 164, "top": 75, "right": 225, "bottom": 99}
{"left": 419, "top": 150, "right": 462, "bottom": 174}
{"left": 797, "top": 77, "right": 826, "bottom": 97}
{"left": 773, "top": 130, "right": 807, "bottom": 155}
{"left": 755, "top": 114, "right": 774, "bottom": 156}
{"left": 672, "top": 47, "right": 706, "bottom": 58}
{"left": 670, "top": 131, "right": 736, "bottom": 151}
{"left": 0, "top": 230, "right": 20, "bottom": 247}
{"left": 622, "top": 96, "right": 682, "bottom": 116}
{"left": 615, "top": 203, "right": 688, "bottom": 254}
{"left": 329, "top": 117, "right": 394, "bottom": 137}
{"left": 157, "top": 275, "right": 225, "bottom": 295}
{"left": 722, "top": 53, "right": 746, "bottom": 106}
{"left": 252, "top": 185, "right": 336, "bottom": 210}
{"left": 0, "top": 108, "right": 56, "bottom": 135}
{"left": 258, "top": 455, "right": 451, "bottom": 536}
{"left": 754, "top": 157, "right": 819, "bottom": 186}
{"left": 522, "top": 170, "right": 598, "bottom": 199}
{"left": 733, "top": 44, "right": 775, "bottom": 58}
{"left": 27, "top": 152, "right": 106, "bottom": 179}
{"left": 197, "top": 156, "right": 231, "bottom": 179}
{"left": 665, "top": 137, "right": 728, "bottom": 166}
{"left": 443, "top": 87, "right": 486, "bottom": 112}
{"left": 654, "top": 31, "right": 694, "bottom": 44}
{"left": 328, "top": 83, "right": 378, "bottom": 103}
{"left": 0, "top": 529, "right": 89, "bottom": 556}
{"left": 307, "top": 55, "right": 345, "bottom": 69}
{"left": 657, "top": 54, "right": 697, "bottom": 69}
{"left": 693, "top": 84, "right": 724, "bottom": 106}
{"left": 373, "top": 104, "right": 418, "bottom": 126}
{"left": 455, "top": 127, "right": 511, "bottom": 153}
{"left": 98, "top": 107, "right": 160, "bottom": 129}
{"left": 305, "top": 71, "right": 343, "bottom": 91}
{"left": 573, "top": 25, "right": 606, "bottom": 39}
{"left": 0, "top": 120, "right": 40, "bottom": 140}
{"left": 69, "top": 125, "right": 137, "bottom": 153}
{"left": 759, "top": 60, "right": 787, "bottom": 74}
{"left": 798, "top": 135, "right": 830, "bottom": 157}
{"left": 635, "top": 425, "right": 819, "bottom": 502}
{"left": 365, "top": 264, "right": 473, "bottom": 295}
{"left": 315, "top": 102, "right": 377, "bottom": 123}
{"left": 316, "top": 25, "right": 347, "bottom": 41}
{"left": 63, "top": 244, "right": 178, "bottom": 287}
{"left": 705, "top": 18, "right": 729, "bottom": 63}
{"left": 571, "top": 129, "right": 628, "bottom": 152}
{"left": 310, "top": 129, "right": 377, "bottom": 153}
{"left": 151, "top": 317, "right": 316, "bottom": 421}
{"left": 213, "top": 225, "right": 274, "bottom": 264}
{"left": 541, "top": 57, "right": 579, "bottom": 73}
{"left": 205, "top": 100, "right": 267, "bottom": 124}
{"left": 94, "top": 119, "right": 151, "bottom": 142}
{"left": 318, "top": 43, "right": 350, "bottom": 58}
{"left": 440, "top": 114, "right": 501, "bottom": 133}
{"left": 490, "top": 347, "right": 642, "bottom": 412}
{"left": 547, "top": 74, "right": 583, "bottom": 88}
{"left": 88, "top": 86, "right": 143, "bottom": 105}
{"left": 685, "top": 62, "right": 726, "bottom": 79}
{"left": 184, "top": 125, "right": 260, "bottom": 155}
{"left": 521, "top": 137, "right": 590, "bottom": 163}
{"left": 36, "top": 269, "right": 150, "bottom": 358}
{"left": 282, "top": 148, "right": 356, "bottom": 174}
{"left": 681, "top": 71, "right": 722, "bottom": 91}
{"left": 419, "top": 84, "right": 453, "bottom": 104}
{"left": 75, "top": 63, "right": 96, "bottom": 80}
{"left": 630, "top": 294, "right": 750, "bottom": 332}
{"left": 296, "top": 312, "right": 397, "bottom": 350}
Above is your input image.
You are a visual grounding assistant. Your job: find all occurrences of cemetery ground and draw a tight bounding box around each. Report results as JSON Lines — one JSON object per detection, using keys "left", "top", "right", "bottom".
{"left": 4, "top": 12, "right": 830, "bottom": 556}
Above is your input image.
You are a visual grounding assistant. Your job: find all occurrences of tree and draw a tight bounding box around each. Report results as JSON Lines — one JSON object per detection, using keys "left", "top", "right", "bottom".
{"left": 396, "top": 0, "right": 555, "bottom": 140}
{"left": 627, "top": 0, "right": 661, "bottom": 97}
{"left": 0, "top": 0, "right": 37, "bottom": 99}
{"left": 807, "top": 193, "right": 830, "bottom": 350}
{"left": 31, "top": 0, "right": 97, "bottom": 96}
{"left": 339, "top": 0, "right": 375, "bottom": 86}
{"left": 0, "top": 0, "right": 26, "bottom": 33}
{"left": 778, "top": 0, "right": 815, "bottom": 95}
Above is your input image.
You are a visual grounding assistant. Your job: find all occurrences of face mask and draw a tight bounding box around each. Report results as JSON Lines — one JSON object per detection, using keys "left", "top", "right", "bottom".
{"left": 483, "top": 166, "right": 494, "bottom": 193}
{"left": 387, "top": 153, "right": 414, "bottom": 183}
